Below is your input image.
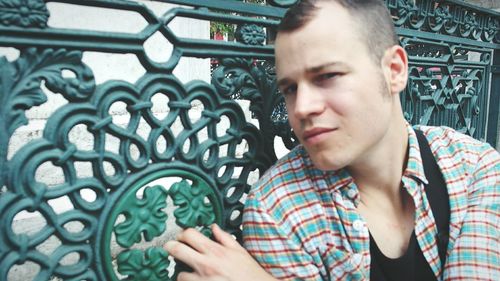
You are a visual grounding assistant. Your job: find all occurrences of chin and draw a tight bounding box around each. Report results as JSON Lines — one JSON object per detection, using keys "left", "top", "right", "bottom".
{"left": 306, "top": 145, "right": 351, "bottom": 172}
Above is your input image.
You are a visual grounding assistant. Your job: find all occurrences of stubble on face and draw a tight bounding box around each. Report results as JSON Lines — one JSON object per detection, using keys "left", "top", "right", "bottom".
{"left": 276, "top": 2, "right": 398, "bottom": 172}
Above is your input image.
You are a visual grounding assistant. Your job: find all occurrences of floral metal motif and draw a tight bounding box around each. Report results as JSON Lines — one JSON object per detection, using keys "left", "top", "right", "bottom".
{"left": 0, "top": 0, "right": 49, "bottom": 28}
{"left": 169, "top": 180, "right": 215, "bottom": 233}
{"left": 117, "top": 247, "right": 170, "bottom": 281}
{"left": 109, "top": 171, "right": 221, "bottom": 280}
{"left": 114, "top": 185, "right": 169, "bottom": 248}
{"left": 235, "top": 24, "right": 266, "bottom": 45}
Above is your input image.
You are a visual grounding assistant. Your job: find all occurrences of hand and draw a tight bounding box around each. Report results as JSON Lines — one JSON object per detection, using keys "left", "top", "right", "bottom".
{"left": 164, "top": 224, "right": 276, "bottom": 281}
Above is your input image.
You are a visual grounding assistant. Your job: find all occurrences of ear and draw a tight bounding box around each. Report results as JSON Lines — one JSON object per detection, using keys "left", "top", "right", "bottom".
{"left": 382, "top": 45, "right": 408, "bottom": 95}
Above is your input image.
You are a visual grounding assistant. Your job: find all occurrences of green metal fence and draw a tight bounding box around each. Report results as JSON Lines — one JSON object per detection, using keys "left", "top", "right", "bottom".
{"left": 0, "top": 0, "right": 498, "bottom": 280}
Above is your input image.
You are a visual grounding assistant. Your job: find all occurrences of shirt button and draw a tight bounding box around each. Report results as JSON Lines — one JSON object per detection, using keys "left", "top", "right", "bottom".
{"left": 347, "top": 189, "right": 357, "bottom": 199}
{"left": 353, "top": 219, "right": 365, "bottom": 231}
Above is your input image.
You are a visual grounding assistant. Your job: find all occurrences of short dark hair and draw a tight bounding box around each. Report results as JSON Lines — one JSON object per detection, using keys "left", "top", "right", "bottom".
{"left": 278, "top": 0, "right": 399, "bottom": 63}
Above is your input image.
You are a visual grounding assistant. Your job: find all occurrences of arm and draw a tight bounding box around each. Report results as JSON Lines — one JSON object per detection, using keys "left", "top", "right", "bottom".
{"left": 444, "top": 145, "right": 500, "bottom": 280}
{"left": 164, "top": 224, "right": 278, "bottom": 281}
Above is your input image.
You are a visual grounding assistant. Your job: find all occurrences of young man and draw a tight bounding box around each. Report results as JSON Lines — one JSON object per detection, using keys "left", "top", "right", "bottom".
{"left": 165, "top": 0, "right": 500, "bottom": 280}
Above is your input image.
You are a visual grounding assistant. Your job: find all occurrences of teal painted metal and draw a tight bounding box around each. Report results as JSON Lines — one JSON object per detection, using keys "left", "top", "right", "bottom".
{"left": 0, "top": 0, "right": 498, "bottom": 280}
{"left": 490, "top": 53, "right": 500, "bottom": 147}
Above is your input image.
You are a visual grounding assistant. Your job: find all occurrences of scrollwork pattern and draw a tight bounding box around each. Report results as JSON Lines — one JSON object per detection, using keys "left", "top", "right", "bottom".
{"left": 1, "top": 46, "right": 271, "bottom": 280}
{"left": 386, "top": 0, "right": 499, "bottom": 43}
{"left": 211, "top": 58, "right": 298, "bottom": 153}
{"left": 0, "top": 48, "right": 94, "bottom": 138}
{"left": 0, "top": 47, "right": 95, "bottom": 197}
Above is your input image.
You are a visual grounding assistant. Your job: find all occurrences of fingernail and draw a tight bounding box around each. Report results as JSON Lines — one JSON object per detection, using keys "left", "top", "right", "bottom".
{"left": 164, "top": 241, "right": 174, "bottom": 251}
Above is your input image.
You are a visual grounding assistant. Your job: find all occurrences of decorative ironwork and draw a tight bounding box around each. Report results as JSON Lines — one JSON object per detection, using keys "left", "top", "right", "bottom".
{"left": 117, "top": 248, "right": 170, "bottom": 281}
{"left": 0, "top": 0, "right": 498, "bottom": 280}
{"left": 103, "top": 170, "right": 221, "bottom": 280}
{"left": 235, "top": 24, "right": 266, "bottom": 45}
{"left": 211, "top": 57, "right": 297, "bottom": 150}
{"left": 399, "top": 29, "right": 493, "bottom": 140}
{"left": 169, "top": 180, "right": 216, "bottom": 233}
{"left": 114, "top": 185, "right": 169, "bottom": 248}
{"left": 386, "top": 0, "right": 500, "bottom": 43}
{"left": 0, "top": 0, "right": 49, "bottom": 28}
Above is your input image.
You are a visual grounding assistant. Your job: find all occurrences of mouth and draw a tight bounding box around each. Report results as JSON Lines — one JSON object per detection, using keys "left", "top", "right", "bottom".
{"left": 303, "top": 127, "right": 337, "bottom": 143}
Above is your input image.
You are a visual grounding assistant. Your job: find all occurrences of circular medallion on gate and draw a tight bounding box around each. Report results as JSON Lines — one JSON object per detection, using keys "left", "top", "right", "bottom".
{"left": 101, "top": 168, "right": 222, "bottom": 281}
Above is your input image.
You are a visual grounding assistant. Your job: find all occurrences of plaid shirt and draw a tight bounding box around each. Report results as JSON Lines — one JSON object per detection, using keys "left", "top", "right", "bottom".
{"left": 242, "top": 125, "right": 500, "bottom": 280}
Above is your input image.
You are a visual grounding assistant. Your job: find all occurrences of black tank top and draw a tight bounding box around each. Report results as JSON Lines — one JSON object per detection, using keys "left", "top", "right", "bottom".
{"left": 369, "top": 231, "right": 436, "bottom": 281}
{"left": 369, "top": 130, "right": 450, "bottom": 281}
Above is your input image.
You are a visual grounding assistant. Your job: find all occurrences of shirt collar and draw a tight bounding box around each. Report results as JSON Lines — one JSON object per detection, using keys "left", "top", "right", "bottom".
{"left": 296, "top": 146, "right": 353, "bottom": 192}
{"left": 404, "top": 124, "right": 428, "bottom": 185}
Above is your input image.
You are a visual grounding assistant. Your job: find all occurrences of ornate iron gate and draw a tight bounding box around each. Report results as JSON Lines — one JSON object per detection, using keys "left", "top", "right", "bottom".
{"left": 0, "top": 0, "right": 498, "bottom": 280}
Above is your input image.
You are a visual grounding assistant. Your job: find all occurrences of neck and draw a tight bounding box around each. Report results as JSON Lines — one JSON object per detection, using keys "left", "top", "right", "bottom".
{"left": 347, "top": 110, "right": 409, "bottom": 199}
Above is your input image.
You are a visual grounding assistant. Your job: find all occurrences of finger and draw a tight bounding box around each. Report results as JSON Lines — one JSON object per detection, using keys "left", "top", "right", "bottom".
{"left": 164, "top": 240, "right": 202, "bottom": 269}
{"left": 177, "top": 228, "right": 218, "bottom": 254}
{"left": 177, "top": 271, "right": 200, "bottom": 281}
{"left": 211, "top": 224, "right": 241, "bottom": 250}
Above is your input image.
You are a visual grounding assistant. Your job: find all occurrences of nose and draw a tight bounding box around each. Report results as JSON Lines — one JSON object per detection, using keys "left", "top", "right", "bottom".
{"left": 292, "top": 84, "right": 325, "bottom": 120}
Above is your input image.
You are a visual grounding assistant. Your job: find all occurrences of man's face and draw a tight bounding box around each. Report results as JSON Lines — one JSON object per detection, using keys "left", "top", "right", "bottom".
{"left": 275, "top": 2, "right": 397, "bottom": 171}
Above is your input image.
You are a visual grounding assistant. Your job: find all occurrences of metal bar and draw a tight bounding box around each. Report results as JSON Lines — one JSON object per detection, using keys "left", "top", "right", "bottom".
{"left": 165, "top": 7, "right": 280, "bottom": 27}
{"left": 0, "top": 28, "right": 146, "bottom": 53}
{"left": 397, "top": 27, "right": 500, "bottom": 49}
{"left": 487, "top": 50, "right": 500, "bottom": 147}
{"left": 159, "top": 0, "right": 286, "bottom": 18}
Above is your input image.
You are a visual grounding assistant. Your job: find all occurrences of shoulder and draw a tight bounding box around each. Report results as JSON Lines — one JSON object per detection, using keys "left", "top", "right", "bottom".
{"left": 416, "top": 125, "right": 498, "bottom": 163}
{"left": 415, "top": 125, "right": 499, "bottom": 184}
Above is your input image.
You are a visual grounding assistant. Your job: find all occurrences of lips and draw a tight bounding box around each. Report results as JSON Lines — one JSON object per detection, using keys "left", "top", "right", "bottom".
{"left": 303, "top": 127, "right": 337, "bottom": 143}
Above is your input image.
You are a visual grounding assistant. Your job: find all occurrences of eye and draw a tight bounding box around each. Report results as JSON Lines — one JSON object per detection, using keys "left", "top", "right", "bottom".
{"left": 280, "top": 84, "right": 297, "bottom": 96}
{"left": 316, "top": 73, "right": 338, "bottom": 83}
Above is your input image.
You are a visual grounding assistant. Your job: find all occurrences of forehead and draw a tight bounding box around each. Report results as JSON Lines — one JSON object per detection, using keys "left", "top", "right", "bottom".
{"left": 274, "top": 2, "right": 368, "bottom": 77}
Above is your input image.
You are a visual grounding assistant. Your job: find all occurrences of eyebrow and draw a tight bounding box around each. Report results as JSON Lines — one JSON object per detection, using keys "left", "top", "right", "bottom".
{"left": 277, "top": 61, "right": 344, "bottom": 88}
{"left": 307, "top": 61, "right": 343, "bottom": 73}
